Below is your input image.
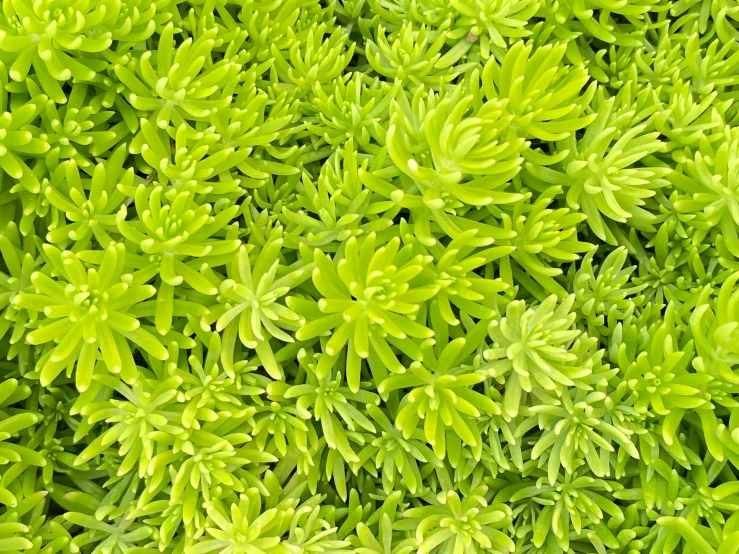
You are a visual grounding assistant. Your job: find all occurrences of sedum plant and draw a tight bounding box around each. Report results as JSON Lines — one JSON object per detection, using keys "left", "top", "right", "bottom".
{"left": 365, "top": 24, "right": 474, "bottom": 92}
{"left": 379, "top": 329, "right": 500, "bottom": 460}
{"left": 43, "top": 147, "right": 133, "bottom": 248}
{"left": 449, "top": 0, "right": 539, "bottom": 54}
{"left": 397, "top": 487, "right": 514, "bottom": 554}
{"left": 206, "top": 226, "right": 312, "bottom": 377}
{"left": 119, "top": 23, "right": 241, "bottom": 133}
{"left": 522, "top": 96, "right": 671, "bottom": 243}
{"left": 483, "top": 294, "right": 589, "bottom": 417}
{"left": 386, "top": 87, "right": 528, "bottom": 211}
{"left": 479, "top": 40, "right": 596, "bottom": 141}
{"left": 670, "top": 134, "right": 739, "bottom": 258}
{"left": 0, "top": 1, "right": 738, "bottom": 554}
{"left": 15, "top": 243, "right": 167, "bottom": 390}
{"left": 292, "top": 233, "right": 437, "bottom": 390}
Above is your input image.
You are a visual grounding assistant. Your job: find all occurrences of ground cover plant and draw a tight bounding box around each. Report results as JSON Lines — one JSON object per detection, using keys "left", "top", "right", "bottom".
{"left": 1, "top": 0, "right": 739, "bottom": 553}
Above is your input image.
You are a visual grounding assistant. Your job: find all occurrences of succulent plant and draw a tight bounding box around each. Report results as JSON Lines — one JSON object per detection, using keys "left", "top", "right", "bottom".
{"left": 480, "top": 40, "right": 596, "bottom": 140}
{"left": 16, "top": 243, "right": 167, "bottom": 390}
{"left": 483, "top": 294, "right": 589, "bottom": 417}
{"left": 379, "top": 330, "right": 500, "bottom": 459}
{"left": 206, "top": 227, "right": 312, "bottom": 377}
{"left": 118, "top": 24, "right": 240, "bottom": 133}
{"left": 1, "top": 1, "right": 738, "bottom": 553}
{"left": 292, "top": 233, "right": 438, "bottom": 390}
{"left": 365, "top": 24, "right": 474, "bottom": 92}
{"left": 386, "top": 88, "right": 527, "bottom": 211}
{"left": 398, "top": 487, "right": 514, "bottom": 554}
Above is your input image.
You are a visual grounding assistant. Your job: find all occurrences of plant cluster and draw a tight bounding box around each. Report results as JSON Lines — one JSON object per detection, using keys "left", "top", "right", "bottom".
{"left": 1, "top": 1, "right": 739, "bottom": 554}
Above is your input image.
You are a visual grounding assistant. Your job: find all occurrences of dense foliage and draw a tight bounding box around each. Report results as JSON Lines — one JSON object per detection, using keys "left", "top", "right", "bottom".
{"left": 1, "top": 1, "right": 739, "bottom": 553}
